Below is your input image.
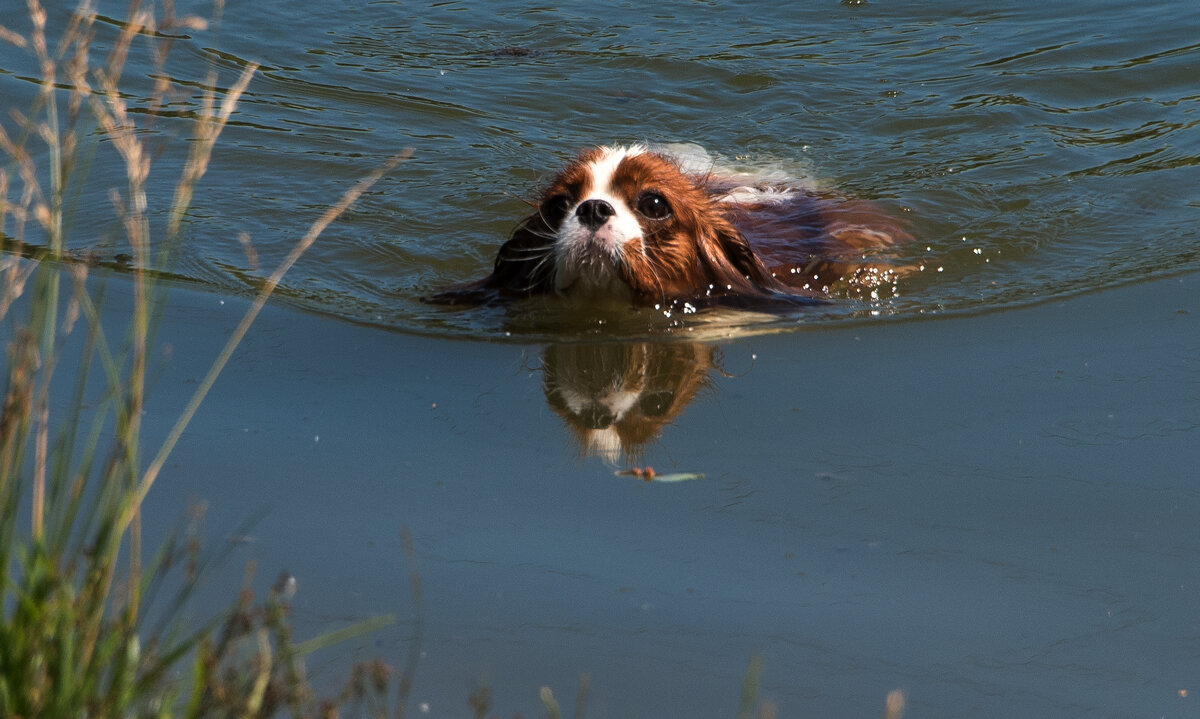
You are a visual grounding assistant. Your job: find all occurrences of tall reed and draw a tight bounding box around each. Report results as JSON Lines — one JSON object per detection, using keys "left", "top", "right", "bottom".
{"left": 0, "top": 1, "right": 405, "bottom": 715}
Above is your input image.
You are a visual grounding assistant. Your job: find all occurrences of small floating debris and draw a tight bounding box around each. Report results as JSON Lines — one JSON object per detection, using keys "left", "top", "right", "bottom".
{"left": 614, "top": 466, "right": 705, "bottom": 483}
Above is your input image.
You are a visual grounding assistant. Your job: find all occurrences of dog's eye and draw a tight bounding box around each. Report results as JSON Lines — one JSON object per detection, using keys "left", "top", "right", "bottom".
{"left": 545, "top": 194, "right": 573, "bottom": 217}
{"left": 636, "top": 192, "right": 672, "bottom": 220}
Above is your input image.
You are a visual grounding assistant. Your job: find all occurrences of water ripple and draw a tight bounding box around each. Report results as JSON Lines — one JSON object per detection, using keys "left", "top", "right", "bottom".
{"left": 2, "top": 0, "right": 1198, "bottom": 340}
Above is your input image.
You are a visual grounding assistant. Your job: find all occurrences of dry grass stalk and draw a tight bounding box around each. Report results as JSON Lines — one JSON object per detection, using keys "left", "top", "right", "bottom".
{"left": 167, "top": 63, "right": 258, "bottom": 241}
{"left": 0, "top": 24, "right": 29, "bottom": 49}
{"left": 1, "top": 0, "right": 408, "bottom": 715}
{"left": 0, "top": 174, "right": 39, "bottom": 320}
{"left": 126, "top": 147, "right": 411, "bottom": 534}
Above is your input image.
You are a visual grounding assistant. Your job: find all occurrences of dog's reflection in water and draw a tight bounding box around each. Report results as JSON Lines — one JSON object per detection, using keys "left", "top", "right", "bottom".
{"left": 542, "top": 341, "right": 714, "bottom": 463}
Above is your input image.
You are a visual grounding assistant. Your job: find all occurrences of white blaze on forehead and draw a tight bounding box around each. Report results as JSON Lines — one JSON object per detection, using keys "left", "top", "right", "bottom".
{"left": 585, "top": 144, "right": 646, "bottom": 194}
{"left": 575, "top": 144, "right": 645, "bottom": 239}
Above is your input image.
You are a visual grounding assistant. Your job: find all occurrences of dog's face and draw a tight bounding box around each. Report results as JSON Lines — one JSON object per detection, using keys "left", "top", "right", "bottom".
{"left": 486, "top": 145, "right": 780, "bottom": 304}
{"left": 426, "top": 144, "right": 912, "bottom": 309}
{"left": 537, "top": 145, "right": 717, "bottom": 297}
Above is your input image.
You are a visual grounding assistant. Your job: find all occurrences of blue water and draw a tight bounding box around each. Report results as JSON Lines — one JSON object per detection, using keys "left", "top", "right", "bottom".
{"left": 3, "top": 0, "right": 1200, "bottom": 716}
{"left": 121, "top": 275, "right": 1200, "bottom": 719}
{"left": 7, "top": 0, "right": 1200, "bottom": 337}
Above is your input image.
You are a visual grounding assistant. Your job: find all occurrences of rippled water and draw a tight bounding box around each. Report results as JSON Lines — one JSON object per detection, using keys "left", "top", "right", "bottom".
{"left": 5, "top": 0, "right": 1199, "bottom": 338}
{"left": 5, "top": 3, "right": 1200, "bottom": 716}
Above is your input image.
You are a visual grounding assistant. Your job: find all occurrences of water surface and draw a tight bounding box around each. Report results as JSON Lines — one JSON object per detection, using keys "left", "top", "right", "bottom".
{"left": 3, "top": 1, "right": 1200, "bottom": 717}
{"left": 5, "top": 0, "right": 1199, "bottom": 338}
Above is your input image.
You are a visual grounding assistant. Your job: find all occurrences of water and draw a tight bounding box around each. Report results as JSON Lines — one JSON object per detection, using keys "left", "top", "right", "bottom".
{"left": 3, "top": 0, "right": 1200, "bottom": 716}
{"left": 206, "top": 0, "right": 1200, "bottom": 336}
{"left": 6, "top": 0, "right": 1199, "bottom": 337}
{"left": 97, "top": 275, "right": 1200, "bottom": 719}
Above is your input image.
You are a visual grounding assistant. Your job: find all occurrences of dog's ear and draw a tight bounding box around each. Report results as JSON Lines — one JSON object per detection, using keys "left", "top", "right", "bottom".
{"left": 486, "top": 213, "right": 558, "bottom": 294}
{"left": 423, "top": 212, "right": 556, "bottom": 304}
{"left": 697, "top": 223, "right": 782, "bottom": 296}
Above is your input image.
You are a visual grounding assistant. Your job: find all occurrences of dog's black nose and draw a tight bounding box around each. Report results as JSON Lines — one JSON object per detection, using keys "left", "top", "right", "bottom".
{"left": 575, "top": 199, "right": 615, "bottom": 231}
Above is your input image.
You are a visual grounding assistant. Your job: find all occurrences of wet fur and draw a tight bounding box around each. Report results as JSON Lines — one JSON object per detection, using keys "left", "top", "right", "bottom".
{"left": 430, "top": 145, "right": 911, "bottom": 309}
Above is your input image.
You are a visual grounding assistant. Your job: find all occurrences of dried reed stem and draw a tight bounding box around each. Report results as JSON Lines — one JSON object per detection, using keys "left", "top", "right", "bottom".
{"left": 123, "top": 149, "right": 411, "bottom": 535}
{"left": 2, "top": 0, "right": 412, "bottom": 713}
{"left": 167, "top": 64, "right": 258, "bottom": 241}
{"left": 0, "top": 173, "right": 38, "bottom": 325}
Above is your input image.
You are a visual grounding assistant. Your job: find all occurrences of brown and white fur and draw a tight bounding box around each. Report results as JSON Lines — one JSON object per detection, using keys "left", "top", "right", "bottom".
{"left": 542, "top": 341, "right": 714, "bottom": 462}
{"left": 430, "top": 144, "right": 911, "bottom": 309}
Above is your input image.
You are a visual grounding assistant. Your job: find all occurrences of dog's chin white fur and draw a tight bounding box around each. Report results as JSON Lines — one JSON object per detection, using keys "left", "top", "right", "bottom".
{"left": 553, "top": 219, "right": 637, "bottom": 296}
